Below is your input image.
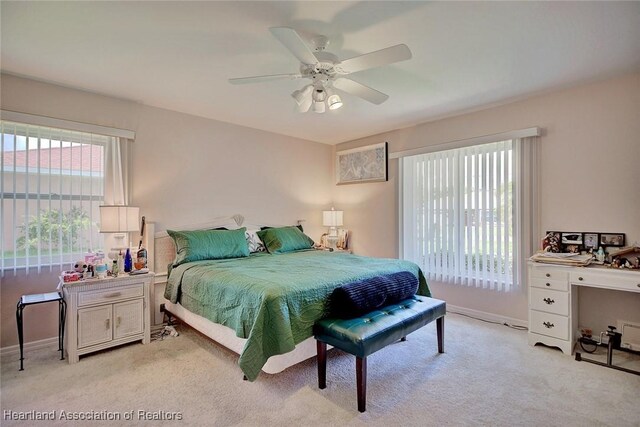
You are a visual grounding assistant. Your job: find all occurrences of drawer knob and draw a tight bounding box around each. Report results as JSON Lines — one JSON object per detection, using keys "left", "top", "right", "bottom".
{"left": 543, "top": 321, "right": 554, "bottom": 329}
{"left": 578, "top": 277, "right": 583, "bottom": 281}
{"left": 545, "top": 273, "right": 551, "bottom": 278}
{"left": 545, "top": 283, "right": 551, "bottom": 287}
{"left": 543, "top": 298, "right": 555, "bottom": 305}
{"left": 637, "top": 284, "right": 640, "bottom": 288}
{"left": 105, "top": 319, "right": 110, "bottom": 330}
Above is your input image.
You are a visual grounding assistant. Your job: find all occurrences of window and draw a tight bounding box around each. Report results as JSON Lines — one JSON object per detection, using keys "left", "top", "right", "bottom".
{"left": 400, "top": 137, "right": 538, "bottom": 292}
{"left": 1, "top": 121, "right": 110, "bottom": 272}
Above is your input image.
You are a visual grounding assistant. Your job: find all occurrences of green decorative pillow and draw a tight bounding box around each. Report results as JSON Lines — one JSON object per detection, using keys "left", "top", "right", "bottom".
{"left": 168, "top": 227, "right": 249, "bottom": 266}
{"left": 257, "top": 226, "right": 315, "bottom": 254}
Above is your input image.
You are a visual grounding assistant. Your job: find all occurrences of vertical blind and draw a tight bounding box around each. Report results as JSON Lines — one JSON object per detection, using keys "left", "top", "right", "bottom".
{"left": 1, "top": 121, "right": 110, "bottom": 275}
{"left": 401, "top": 138, "right": 537, "bottom": 292}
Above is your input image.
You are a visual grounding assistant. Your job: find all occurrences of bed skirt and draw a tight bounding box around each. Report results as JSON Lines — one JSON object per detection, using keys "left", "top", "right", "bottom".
{"left": 164, "top": 301, "right": 322, "bottom": 374}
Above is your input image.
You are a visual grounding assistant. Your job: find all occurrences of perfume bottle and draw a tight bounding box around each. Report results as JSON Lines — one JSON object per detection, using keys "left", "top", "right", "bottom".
{"left": 124, "top": 248, "right": 133, "bottom": 273}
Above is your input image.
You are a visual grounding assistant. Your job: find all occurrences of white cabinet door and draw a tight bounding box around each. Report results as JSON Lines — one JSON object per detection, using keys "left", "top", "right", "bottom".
{"left": 78, "top": 305, "right": 113, "bottom": 348}
{"left": 113, "top": 299, "right": 144, "bottom": 339}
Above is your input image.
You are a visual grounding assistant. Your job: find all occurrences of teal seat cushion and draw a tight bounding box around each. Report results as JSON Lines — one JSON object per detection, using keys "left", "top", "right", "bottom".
{"left": 168, "top": 227, "right": 249, "bottom": 266}
{"left": 314, "top": 296, "right": 446, "bottom": 358}
{"left": 257, "top": 226, "right": 314, "bottom": 254}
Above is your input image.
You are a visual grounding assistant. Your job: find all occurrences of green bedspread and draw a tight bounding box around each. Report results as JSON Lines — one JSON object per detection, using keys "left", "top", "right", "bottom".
{"left": 164, "top": 249, "right": 430, "bottom": 381}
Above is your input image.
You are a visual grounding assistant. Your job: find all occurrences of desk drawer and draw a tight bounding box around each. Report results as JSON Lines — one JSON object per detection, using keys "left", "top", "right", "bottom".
{"left": 530, "top": 266, "right": 569, "bottom": 282}
{"left": 570, "top": 271, "right": 640, "bottom": 293}
{"left": 529, "top": 310, "right": 569, "bottom": 340}
{"left": 529, "top": 277, "right": 568, "bottom": 292}
{"left": 530, "top": 288, "right": 569, "bottom": 316}
{"left": 78, "top": 284, "right": 144, "bottom": 307}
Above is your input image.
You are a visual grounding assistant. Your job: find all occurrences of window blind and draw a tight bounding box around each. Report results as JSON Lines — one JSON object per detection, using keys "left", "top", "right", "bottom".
{"left": 401, "top": 138, "right": 537, "bottom": 292}
{"left": 1, "top": 121, "right": 109, "bottom": 274}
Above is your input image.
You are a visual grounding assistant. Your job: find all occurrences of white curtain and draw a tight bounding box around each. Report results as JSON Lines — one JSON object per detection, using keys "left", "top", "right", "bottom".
{"left": 104, "top": 137, "right": 131, "bottom": 206}
{"left": 401, "top": 137, "right": 538, "bottom": 292}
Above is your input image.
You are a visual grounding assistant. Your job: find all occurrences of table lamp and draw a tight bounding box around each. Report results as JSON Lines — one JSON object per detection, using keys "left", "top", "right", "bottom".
{"left": 322, "top": 207, "right": 343, "bottom": 249}
{"left": 99, "top": 205, "right": 140, "bottom": 256}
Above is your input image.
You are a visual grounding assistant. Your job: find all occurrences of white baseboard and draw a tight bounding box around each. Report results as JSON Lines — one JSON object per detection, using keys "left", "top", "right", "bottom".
{"left": 0, "top": 336, "right": 59, "bottom": 359}
{"left": 447, "top": 304, "right": 528, "bottom": 328}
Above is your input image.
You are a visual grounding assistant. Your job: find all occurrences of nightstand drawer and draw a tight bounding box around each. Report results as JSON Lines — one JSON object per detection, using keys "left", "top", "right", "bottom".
{"left": 530, "top": 310, "right": 569, "bottom": 340}
{"left": 529, "top": 277, "right": 568, "bottom": 292}
{"left": 530, "top": 288, "right": 569, "bottom": 316}
{"left": 78, "top": 283, "right": 144, "bottom": 307}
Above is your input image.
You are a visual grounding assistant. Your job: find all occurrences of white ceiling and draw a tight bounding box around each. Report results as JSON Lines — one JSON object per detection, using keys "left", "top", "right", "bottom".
{"left": 2, "top": 1, "right": 639, "bottom": 145}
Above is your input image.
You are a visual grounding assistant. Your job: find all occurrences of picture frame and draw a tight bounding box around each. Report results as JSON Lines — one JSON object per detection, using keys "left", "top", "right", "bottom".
{"left": 600, "top": 233, "right": 625, "bottom": 247}
{"left": 583, "top": 233, "right": 599, "bottom": 250}
{"left": 336, "top": 142, "right": 388, "bottom": 185}
{"left": 561, "top": 232, "right": 583, "bottom": 246}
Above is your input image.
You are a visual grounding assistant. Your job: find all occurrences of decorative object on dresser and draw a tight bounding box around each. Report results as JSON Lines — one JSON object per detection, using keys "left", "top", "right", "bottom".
{"left": 542, "top": 231, "right": 626, "bottom": 254}
{"left": 63, "top": 272, "right": 154, "bottom": 363}
{"left": 527, "top": 262, "right": 640, "bottom": 355}
{"left": 336, "top": 142, "right": 388, "bottom": 184}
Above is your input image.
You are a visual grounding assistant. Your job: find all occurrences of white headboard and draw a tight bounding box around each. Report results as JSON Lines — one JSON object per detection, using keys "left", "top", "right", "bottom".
{"left": 152, "top": 214, "right": 289, "bottom": 276}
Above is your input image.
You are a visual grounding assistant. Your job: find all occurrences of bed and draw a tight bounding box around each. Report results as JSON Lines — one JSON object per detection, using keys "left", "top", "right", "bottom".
{"left": 155, "top": 215, "right": 430, "bottom": 381}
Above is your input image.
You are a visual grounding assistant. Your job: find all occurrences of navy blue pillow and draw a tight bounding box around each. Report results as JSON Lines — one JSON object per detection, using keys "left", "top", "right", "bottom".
{"left": 330, "top": 272, "right": 418, "bottom": 319}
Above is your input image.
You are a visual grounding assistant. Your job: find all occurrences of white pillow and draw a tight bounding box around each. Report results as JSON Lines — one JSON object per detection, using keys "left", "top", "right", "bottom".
{"left": 245, "top": 229, "right": 266, "bottom": 253}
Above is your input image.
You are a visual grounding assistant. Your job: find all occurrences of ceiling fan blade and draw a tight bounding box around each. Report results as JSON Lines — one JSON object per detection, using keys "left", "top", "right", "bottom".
{"left": 337, "top": 44, "right": 412, "bottom": 74}
{"left": 228, "top": 73, "right": 301, "bottom": 85}
{"left": 269, "top": 27, "right": 318, "bottom": 66}
{"left": 333, "top": 78, "right": 389, "bottom": 105}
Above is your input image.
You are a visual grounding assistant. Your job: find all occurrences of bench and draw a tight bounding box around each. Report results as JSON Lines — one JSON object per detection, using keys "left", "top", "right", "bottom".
{"left": 314, "top": 296, "right": 446, "bottom": 412}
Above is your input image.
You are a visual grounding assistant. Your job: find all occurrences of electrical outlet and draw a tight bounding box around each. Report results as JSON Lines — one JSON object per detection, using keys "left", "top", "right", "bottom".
{"left": 160, "top": 303, "right": 166, "bottom": 312}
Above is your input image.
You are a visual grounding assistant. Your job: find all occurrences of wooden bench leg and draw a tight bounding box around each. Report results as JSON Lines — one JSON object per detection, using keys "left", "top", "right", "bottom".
{"left": 437, "top": 316, "right": 444, "bottom": 353}
{"left": 317, "top": 341, "right": 327, "bottom": 389}
{"left": 356, "top": 356, "right": 367, "bottom": 412}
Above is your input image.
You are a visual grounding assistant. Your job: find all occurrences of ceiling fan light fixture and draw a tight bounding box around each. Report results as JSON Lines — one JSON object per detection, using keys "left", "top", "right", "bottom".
{"left": 313, "top": 101, "right": 326, "bottom": 114}
{"left": 328, "top": 94, "right": 343, "bottom": 110}
{"left": 291, "top": 85, "right": 313, "bottom": 105}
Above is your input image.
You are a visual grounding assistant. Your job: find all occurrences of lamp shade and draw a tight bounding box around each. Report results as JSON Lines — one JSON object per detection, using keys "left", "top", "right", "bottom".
{"left": 99, "top": 206, "right": 140, "bottom": 233}
{"left": 322, "top": 209, "right": 343, "bottom": 227}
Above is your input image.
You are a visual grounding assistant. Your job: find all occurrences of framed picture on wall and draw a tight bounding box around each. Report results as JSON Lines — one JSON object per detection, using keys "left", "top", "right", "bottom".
{"left": 600, "top": 233, "right": 625, "bottom": 247}
{"left": 336, "top": 142, "right": 388, "bottom": 185}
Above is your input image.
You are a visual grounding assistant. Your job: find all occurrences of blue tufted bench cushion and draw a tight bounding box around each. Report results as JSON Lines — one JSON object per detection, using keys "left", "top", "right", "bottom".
{"left": 314, "top": 295, "right": 446, "bottom": 412}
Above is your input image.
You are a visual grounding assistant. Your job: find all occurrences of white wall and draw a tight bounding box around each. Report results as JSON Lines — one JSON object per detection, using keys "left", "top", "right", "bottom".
{"left": 0, "top": 74, "right": 333, "bottom": 347}
{"left": 332, "top": 72, "right": 640, "bottom": 329}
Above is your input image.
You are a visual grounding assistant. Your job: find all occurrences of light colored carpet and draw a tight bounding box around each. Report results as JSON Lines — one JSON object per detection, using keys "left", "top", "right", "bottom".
{"left": 2, "top": 314, "right": 639, "bottom": 427}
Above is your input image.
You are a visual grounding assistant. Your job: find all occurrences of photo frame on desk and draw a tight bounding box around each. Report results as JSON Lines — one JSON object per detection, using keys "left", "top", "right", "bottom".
{"left": 583, "top": 233, "right": 599, "bottom": 250}
{"left": 600, "top": 233, "right": 625, "bottom": 247}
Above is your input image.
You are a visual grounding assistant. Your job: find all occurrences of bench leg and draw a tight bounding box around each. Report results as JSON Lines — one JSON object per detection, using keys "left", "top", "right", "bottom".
{"left": 437, "top": 316, "right": 444, "bottom": 353}
{"left": 356, "top": 356, "right": 367, "bottom": 412}
{"left": 317, "top": 341, "right": 327, "bottom": 389}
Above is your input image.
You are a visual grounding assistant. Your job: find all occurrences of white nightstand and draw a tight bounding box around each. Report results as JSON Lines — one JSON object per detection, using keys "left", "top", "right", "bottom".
{"left": 63, "top": 272, "right": 154, "bottom": 363}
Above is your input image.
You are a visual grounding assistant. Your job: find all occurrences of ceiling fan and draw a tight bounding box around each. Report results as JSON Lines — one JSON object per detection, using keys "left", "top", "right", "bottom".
{"left": 228, "top": 27, "right": 412, "bottom": 113}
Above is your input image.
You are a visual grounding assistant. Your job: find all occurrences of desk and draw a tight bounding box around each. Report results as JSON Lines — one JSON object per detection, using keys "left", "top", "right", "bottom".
{"left": 528, "top": 262, "right": 640, "bottom": 354}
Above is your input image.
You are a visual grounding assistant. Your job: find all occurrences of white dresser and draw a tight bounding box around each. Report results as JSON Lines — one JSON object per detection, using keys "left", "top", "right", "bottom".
{"left": 63, "top": 273, "right": 154, "bottom": 363}
{"left": 528, "top": 262, "right": 640, "bottom": 355}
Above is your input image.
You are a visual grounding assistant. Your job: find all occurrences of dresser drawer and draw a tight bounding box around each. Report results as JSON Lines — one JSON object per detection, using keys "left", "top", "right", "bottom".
{"left": 570, "top": 271, "right": 640, "bottom": 293}
{"left": 530, "top": 310, "right": 569, "bottom": 340}
{"left": 529, "top": 266, "right": 569, "bottom": 282}
{"left": 529, "top": 277, "right": 568, "bottom": 292}
{"left": 78, "top": 283, "right": 144, "bottom": 307}
{"left": 530, "top": 288, "right": 569, "bottom": 316}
